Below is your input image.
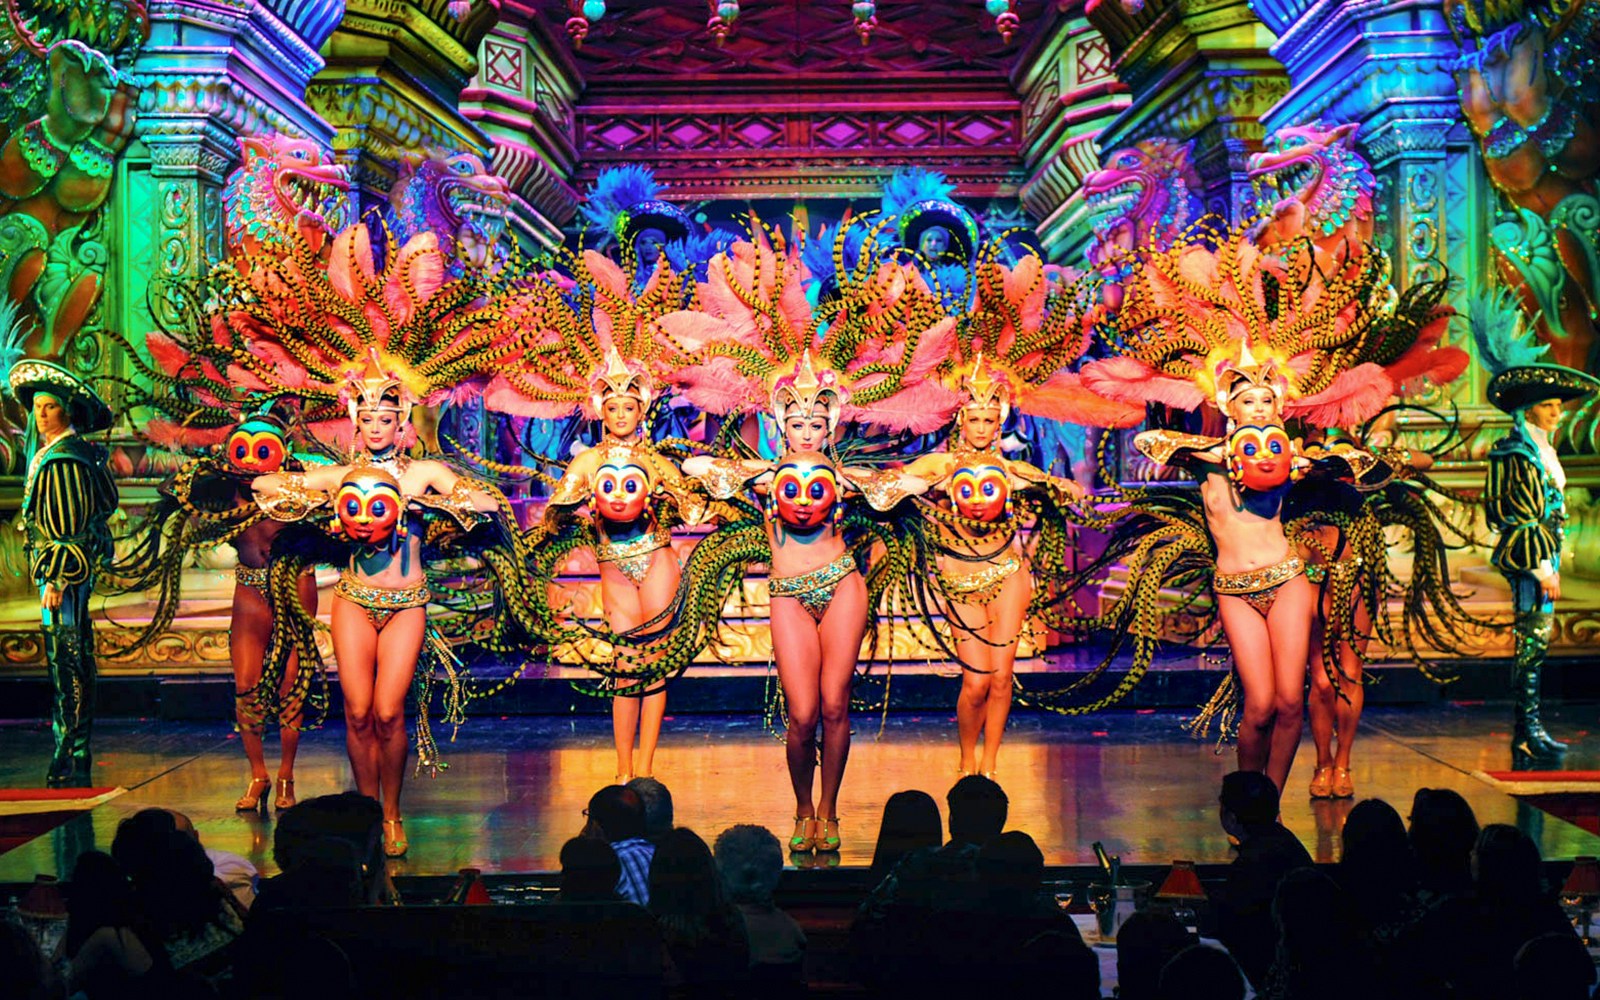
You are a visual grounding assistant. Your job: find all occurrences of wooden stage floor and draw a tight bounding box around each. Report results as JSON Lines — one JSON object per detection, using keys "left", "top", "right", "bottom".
{"left": 2, "top": 703, "right": 1599, "bottom": 882}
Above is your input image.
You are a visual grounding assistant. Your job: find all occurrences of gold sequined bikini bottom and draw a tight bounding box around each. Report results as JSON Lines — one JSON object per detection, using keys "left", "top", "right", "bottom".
{"left": 1213, "top": 555, "right": 1305, "bottom": 617}
{"left": 940, "top": 554, "right": 1022, "bottom": 607}
{"left": 596, "top": 526, "right": 672, "bottom": 585}
{"left": 334, "top": 571, "right": 431, "bottom": 631}
{"left": 769, "top": 553, "right": 858, "bottom": 623}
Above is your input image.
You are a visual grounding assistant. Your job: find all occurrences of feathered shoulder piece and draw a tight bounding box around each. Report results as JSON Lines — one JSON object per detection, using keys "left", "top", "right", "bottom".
{"left": 1077, "top": 221, "right": 1461, "bottom": 428}
{"left": 481, "top": 247, "right": 692, "bottom": 422}
{"left": 655, "top": 216, "right": 959, "bottom": 434}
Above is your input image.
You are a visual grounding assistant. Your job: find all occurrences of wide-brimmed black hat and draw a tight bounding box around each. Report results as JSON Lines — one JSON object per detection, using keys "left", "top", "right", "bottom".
{"left": 1488, "top": 363, "right": 1600, "bottom": 413}
{"left": 620, "top": 199, "right": 691, "bottom": 245}
{"left": 897, "top": 198, "right": 980, "bottom": 264}
{"left": 8, "top": 359, "right": 113, "bottom": 432}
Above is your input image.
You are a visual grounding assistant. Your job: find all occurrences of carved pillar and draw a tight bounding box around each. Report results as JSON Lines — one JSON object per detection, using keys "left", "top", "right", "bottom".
{"left": 1013, "top": 2, "right": 1130, "bottom": 261}
{"left": 307, "top": 0, "right": 501, "bottom": 216}
{"left": 459, "top": 0, "right": 580, "bottom": 249}
{"left": 1086, "top": 0, "right": 1288, "bottom": 221}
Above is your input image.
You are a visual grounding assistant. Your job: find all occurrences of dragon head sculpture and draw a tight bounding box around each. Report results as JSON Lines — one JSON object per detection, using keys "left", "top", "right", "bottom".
{"left": 388, "top": 150, "right": 512, "bottom": 273}
{"left": 1082, "top": 138, "right": 1203, "bottom": 267}
{"left": 221, "top": 134, "right": 351, "bottom": 258}
{"left": 1245, "top": 122, "right": 1376, "bottom": 254}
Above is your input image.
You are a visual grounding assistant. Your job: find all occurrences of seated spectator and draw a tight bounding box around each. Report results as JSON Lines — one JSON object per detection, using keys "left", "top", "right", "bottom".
{"left": 1336, "top": 798, "right": 1421, "bottom": 940}
{"left": 1514, "top": 932, "right": 1597, "bottom": 1000}
{"left": 1116, "top": 911, "right": 1194, "bottom": 1000}
{"left": 65, "top": 850, "right": 174, "bottom": 999}
{"left": 866, "top": 790, "right": 942, "bottom": 888}
{"left": 627, "top": 777, "right": 675, "bottom": 844}
{"left": 585, "top": 785, "right": 654, "bottom": 906}
{"left": 1401, "top": 824, "right": 1576, "bottom": 1000}
{"left": 163, "top": 808, "right": 257, "bottom": 911}
{"left": 111, "top": 810, "right": 242, "bottom": 973}
{"left": 561, "top": 836, "right": 625, "bottom": 903}
{"left": 1017, "top": 929, "right": 1100, "bottom": 1000}
{"left": 1264, "top": 867, "right": 1388, "bottom": 1000}
{"left": 648, "top": 828, "right": 750, "bottom": 997}
{"left": 714, "top": 824, "right": 806, "bottom": 995}
{"left": 1158, "top": 944, "right": 1246, "bottom": 1000}
{"left": 0, "top": 919, "right": 60, "bottom": 1000}
{"left": 1407, "top": 787, "right": 1478, "bottom": 903}
{"left": 254, "top": 792, "right": 388, "bottom": 911}
{"left": 1211, "top": 770, "right": 1312, "bottom": 991}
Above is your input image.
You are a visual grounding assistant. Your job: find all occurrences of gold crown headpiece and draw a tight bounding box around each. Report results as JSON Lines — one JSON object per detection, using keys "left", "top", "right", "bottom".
{"left": 344, "top": 348, "right": 415, "bottom": 426}
{"left": 957, "top": 350, "right": 1013, "bottom": 423}
{"left": 589, "top": 346, "right": 654, "bottom": 413}
{"left": 770, "top": 349, "right": 847, "bottom": 431}
{"left": 1210, "top": 341, "right": 1291, "bottom": 412}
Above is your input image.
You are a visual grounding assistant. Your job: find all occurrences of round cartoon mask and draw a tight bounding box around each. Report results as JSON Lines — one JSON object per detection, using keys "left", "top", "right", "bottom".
{"left": 594, "top": 459, "right": 651, "bottom": 524}
{"left": 335, "top": 468, "right": 405, "bottom": 546}
{"left": 950, "top": 462, "right": 1010, "bottom": 522}
{"left": 226, "top": 417, "right": 288, "bottom": 475}
{"left": 1227, "top": 424, "right": 1293, "bottom": 492}
{"left": 771, "top": 454, "right": 840, "bottom": 531}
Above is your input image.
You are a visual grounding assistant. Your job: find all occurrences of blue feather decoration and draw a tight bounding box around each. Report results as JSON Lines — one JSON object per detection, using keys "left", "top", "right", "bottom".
{"left": 880, "top": 167, "right": 956, "bottom": 219}
{"left": 1467, "top": 286, "right": 1547, "bottom": 376}
{"left": 665, "top": 229, "right": 736, "bottom": 276}
{"left": 0, "top": 296, "right": 27, "bottom": 383}
{"left": 579, "top": 165, "right": 663, "bottom": 234}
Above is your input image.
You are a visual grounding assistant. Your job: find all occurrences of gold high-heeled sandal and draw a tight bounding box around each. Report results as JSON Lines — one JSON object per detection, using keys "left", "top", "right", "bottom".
{"left": 235, "top": 777, "right": 271, "bottom": 812}
{"left": 1309, "top": 766, "right": 1333, "bottom": 799}
{"left": 1331, "top": 767, "right": 1355, "bottom": 799}
{"left": 817, "top": 817, "right": 842, "bottom": 853}
{"left": 789, "top": 816, "right": 817, "bottom": 853}
{"left": 274, "top": 777, "right": 296, "bottom": 811}
{"left": 383, "top": 819, "right": 408, "bottom": 858}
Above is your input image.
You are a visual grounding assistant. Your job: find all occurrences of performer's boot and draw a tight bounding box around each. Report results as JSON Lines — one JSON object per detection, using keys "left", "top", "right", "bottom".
{"left": 44, "top": 616, "right": 96, "bottom": 787}
{"left": 1513, "top": 612, "right": 1566, "bottom": 758}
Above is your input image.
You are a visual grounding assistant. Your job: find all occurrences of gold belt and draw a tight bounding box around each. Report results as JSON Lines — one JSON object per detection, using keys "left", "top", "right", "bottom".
{"left": 236, "top": 565, "right": 268, "bottom": 590}
{"left": 940, "top": 554, "right": 1021, "bottom": 606}
{"left": 1213, "top": 555, "right": 1304, "bottom": 596}
{"left": 596, "top": 525, "right": 671, "bottom": 585}
{"left": 769, "top": 553, "right": 857, "bottom": 622}
{"left": 334, "top": 571, "right": 430, "bottom": 615}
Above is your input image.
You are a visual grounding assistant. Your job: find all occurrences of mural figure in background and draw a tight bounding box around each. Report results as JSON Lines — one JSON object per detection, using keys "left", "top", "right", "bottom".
{"left": 1473, "top": 288, "right": 1600, "bottom": 758}
{"left": 222, "top": 134, "right": 351, "bottom": 259}
{"left": 1244, "top": 121, "right": 1376, "bottom": 266}
{"left": 8, "top": 358, "right": 116, "bottom": 786}
{"left": 1081, "top": 138, "right": 1203, "bottom": 308}
{"left": 1447, "top": 0, "right": 1600, "bottom": 380}
{"left": 0, "top": 1, "right": 148, "bottom": 371}
{"left": 387, "top": 149, "right": 512, "bottom": 274}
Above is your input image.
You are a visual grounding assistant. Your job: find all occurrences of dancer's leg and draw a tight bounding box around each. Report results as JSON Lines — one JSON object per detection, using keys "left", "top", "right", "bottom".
{"left": 951, "top": 596, "right": 991, "bottom": 776}
{"left": 1332, "top": 598, "right": 1369, "bottom": 772}
{"left": 331, "top": 598, "right": 380, "bottom": 799}
{"left": 632, "top": 551, "right": 680, "bottom": 777}
{"left": 372, "top": 607, "right": 426, "bottom": 821}
{"left": 601, "top": 567, "right": 645, "bottom": 779}
{"left": 1308, "top": 601, "right": 1336, "bottom": 772}
{"left": 1218, "top": 595, "right": 1276, "bottom": 778}
{"left": 275, "top": 574, "right": 320, "bottom": 780}
{"left": 231, "top": 585, "right": 272, "bottom": 783}
{"left": 978, "top": 570, "right": 1032, "bottom": 775}
{"left": 816, "top": 573, "right": 867, "bottom": 823}
{"left": 772, "top": 596, "right": 824, "bottom": 819}
{"left": 1263, "top": 575, "right": 1315, "bottom": 790}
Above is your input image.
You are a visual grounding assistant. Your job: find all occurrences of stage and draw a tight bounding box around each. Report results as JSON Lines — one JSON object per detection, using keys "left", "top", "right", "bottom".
{"left": 1, "top": 702, "right": 1598, "bottom": 884}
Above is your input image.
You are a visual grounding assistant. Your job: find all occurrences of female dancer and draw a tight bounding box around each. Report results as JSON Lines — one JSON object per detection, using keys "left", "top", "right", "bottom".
{"left": 546, "top": 350, "right": 691, "bottom": 782}
{"left": 254, "top": 368, "right": 497, "bottom": 856}
{"left": 904, "top": 359, "right": 1088, "bottom": 777}
{"left": 104, "top": 407, "right": 321, "bottom": 811}
{"left": 218, "top": 413, "right": 320, "bottom": 811}
{"left": 1135, "top": 355, "right": 1316, "bottom": 789}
